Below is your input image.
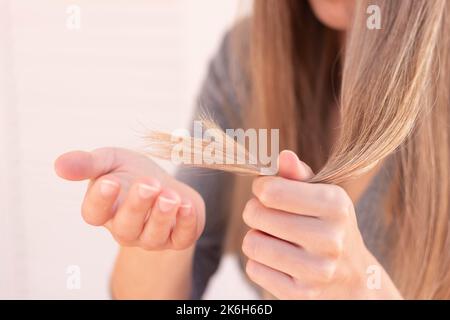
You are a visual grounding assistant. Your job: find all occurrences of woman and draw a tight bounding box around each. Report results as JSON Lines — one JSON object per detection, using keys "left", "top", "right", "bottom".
{"left": 54, "top": 0, "right": 450, "bottom": 299}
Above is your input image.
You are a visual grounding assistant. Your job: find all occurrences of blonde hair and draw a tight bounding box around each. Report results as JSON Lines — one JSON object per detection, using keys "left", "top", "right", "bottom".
{"left": 146, "top": 0, "right": 450, "bottom": 298}
{"left": 246, "top": 0, "right": 450, "bottom": 299}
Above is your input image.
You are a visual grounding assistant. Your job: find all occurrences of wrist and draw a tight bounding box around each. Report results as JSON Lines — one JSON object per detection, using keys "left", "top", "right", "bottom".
{"left": 111, "top": 245, "right": 196, "bottom": 299}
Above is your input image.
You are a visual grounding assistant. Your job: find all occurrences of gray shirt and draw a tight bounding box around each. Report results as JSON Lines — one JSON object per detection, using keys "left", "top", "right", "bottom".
{"left": 176, "top": 31, "right": 393, "bottom": 300}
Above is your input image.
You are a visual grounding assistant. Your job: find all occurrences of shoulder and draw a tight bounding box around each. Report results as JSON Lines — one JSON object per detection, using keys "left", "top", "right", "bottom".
{"left": 212, "top": 18, "right": 250, "bottom": 81}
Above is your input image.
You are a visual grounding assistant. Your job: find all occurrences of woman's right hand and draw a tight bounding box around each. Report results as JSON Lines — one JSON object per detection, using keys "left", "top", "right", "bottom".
{"left": 54, "top": 147, "right": 205, "bottom": 251}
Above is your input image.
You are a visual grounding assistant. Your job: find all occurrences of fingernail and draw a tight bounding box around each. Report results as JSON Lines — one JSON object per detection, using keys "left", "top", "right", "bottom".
{"left": 158, "top": 196, "right": 178, "bottom": 212}
{"left": 100, "top": 180, "right": 119, "bottom": 198}
{"left": 138, "top": 183, "right": 159, "bottom": 199}
{"left": 179, "top": 203, "right": 192, "bottom": 216}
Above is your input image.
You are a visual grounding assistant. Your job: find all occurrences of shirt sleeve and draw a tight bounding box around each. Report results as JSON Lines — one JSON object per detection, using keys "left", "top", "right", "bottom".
{"left": 174, "top": 29, "right": 245, "bottom": 300}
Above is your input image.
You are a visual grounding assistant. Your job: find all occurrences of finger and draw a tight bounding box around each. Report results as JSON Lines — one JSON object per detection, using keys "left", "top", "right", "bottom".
{"left": 139, "top": 189, "right": 180, "bottom": 249}
{"left": 112, "top": 178, "right": 161, "bottom": 243}
{"left": 242, "top": 230, "right": 336, "bottom": 283}
{"left": 243, "top": 199, "right": 340, "bottom": 257}
{"left": 170, "top": 201, "right": 198, "bottom": 250}
{"left": 82, "top": 175, "right": 121, "bottom": 226}
{"left": 252, "top": 176, "right": 352, "bottom": 218}
{"left": 54, "top": 148, "right": 120, "bottom": 181}
{"left": 245, "top": 260, "right": 297, "bottom": 300}
{"left": 277, "top": 150, "right": 314, "bottom": 181}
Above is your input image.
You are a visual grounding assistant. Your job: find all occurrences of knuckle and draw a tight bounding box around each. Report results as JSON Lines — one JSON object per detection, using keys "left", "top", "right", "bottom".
{"left": 242, "top": 198, "right": 260, "bottom": 226}
{"left": 81, "top": 204, "right": 102, "bottom": 226}
{"left": 335, "top": 202, "right": 351, "bottom": 220}
{"left": 104, "top": 147, "right": 118, "bottom": 170}
{"left": 323, "top": 186, "right": 352, "bottom": 219}
{"left": 245, "top": 260, "right": 255, "bottom": 278}
{"left": 172, "top": 234, "right": 196, "bottom": 250}
{"left": 245, "top": 260, "right": 262, "bottom": 283}
{"left": 292, "top": 280, "right": 320, "bottom": 300}
{"left": 111, "top": 233, "right": 133, "bottom": 247}
{"left": 299, "top": 288, "right": 319, "bottom": 300}
{"left": 319, "top": 186, "right": 337, "bottom": 204}
{"left": 242, "top": 230, "right": 259, "bottom": 259}
{"left": 171, "top": 241, "right": 190, "bottom": 251}
{"left": 324, "top": 230, "right": 345, "bottom": 258}
{"left": 258, "top": 180, "right": 281, "bottom": 206}
{"left": 336, "top": 190, "right": 351, "bottom": 215}
{"left": 140, "top": 234, "right": 166, "bottom": 250}
{"left": 316, "top": 259, "right": 338, "bottom": 282}
{"left": 113, "top": 227, "right": 136, "bottom": 243}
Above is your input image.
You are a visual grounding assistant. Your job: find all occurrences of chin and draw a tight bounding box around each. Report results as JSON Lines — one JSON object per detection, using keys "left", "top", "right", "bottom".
{"left": 308, "top": 0, "right": 355, "bottom": 31}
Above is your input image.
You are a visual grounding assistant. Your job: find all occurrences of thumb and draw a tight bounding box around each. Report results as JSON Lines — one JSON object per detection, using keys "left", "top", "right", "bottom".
{"left": 277, "top": 150, "right": 314, "bottom": 181}
{"left": 54, "top": 149, "right": 117, "bottom": 181}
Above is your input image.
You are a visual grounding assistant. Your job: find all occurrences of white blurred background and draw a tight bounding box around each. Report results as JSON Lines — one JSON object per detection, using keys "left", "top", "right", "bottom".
{"left": 0, "top": 0, "right": 257, "bottom": 299}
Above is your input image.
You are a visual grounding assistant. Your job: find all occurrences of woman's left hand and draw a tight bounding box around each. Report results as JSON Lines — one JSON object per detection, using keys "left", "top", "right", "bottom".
{"left": 242, "top": 150, "right": 402, "bottom": 299}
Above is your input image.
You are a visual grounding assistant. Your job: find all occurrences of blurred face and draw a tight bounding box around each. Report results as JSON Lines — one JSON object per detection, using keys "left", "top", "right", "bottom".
{"left": 308, "top": 0, "right": 356, "bottom": 30}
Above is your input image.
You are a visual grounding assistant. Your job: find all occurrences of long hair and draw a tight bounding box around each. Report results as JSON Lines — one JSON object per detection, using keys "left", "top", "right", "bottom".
{"left": 144, "top": 0, "right": 450, "bottom": 298}
{"left": 240, "top": 0, "right": 450, "bottom": 299}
